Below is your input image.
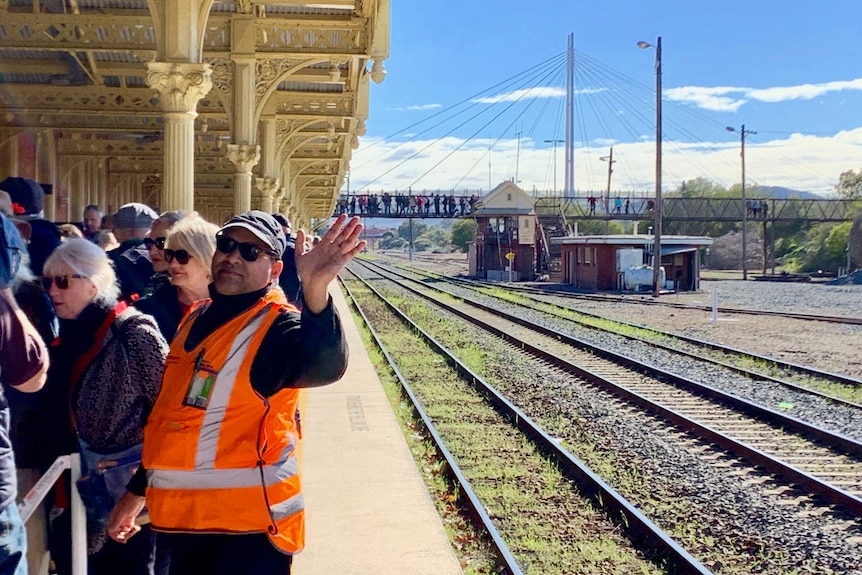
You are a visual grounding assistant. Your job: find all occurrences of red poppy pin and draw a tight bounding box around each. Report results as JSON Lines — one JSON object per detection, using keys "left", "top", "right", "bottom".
{"left": 11, "top": 202, "right": 26, "bottom": 215}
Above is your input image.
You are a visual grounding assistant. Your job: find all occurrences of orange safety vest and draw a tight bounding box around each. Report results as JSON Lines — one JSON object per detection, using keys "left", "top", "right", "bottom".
{"left": 142, "top": 290, "right": 304, "bottom": 554}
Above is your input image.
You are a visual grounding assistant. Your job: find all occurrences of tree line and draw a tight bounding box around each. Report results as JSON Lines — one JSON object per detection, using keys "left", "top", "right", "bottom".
{"left": 372, "top": 170, "right": 862, "bottom": 274}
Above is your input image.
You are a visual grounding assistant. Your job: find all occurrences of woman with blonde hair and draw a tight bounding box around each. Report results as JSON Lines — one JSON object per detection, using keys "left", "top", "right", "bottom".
{"left": 134, "top": 216, "right": 218, "bottom": 342}
{"left": 39, "top": 238, "right": 167, "bottom": 574}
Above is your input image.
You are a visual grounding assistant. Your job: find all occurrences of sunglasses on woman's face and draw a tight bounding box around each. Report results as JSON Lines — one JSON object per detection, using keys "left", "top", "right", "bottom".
{"left": 143, "top": 237, "right": 167, "bottom": 250}
{"left": 215, "top": 234, "right": 276, "bottom": 262}
{"left": 41, "top": 275, "right": 86, "bottom": 291}
{"left": 164, "top": 249, "right": 192, "bottom": 265}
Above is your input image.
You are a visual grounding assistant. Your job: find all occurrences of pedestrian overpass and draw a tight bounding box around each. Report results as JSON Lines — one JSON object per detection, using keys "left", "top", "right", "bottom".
{"left": 334, "top": 192, "right": 859, "bottom": 224}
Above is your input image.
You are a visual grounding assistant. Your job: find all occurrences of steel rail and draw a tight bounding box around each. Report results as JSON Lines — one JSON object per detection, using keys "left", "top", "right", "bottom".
{"left": 351, "top": 262, "right": 862, "bottom": 517}
{"left": 373, "top": 259, "right": 862, "bottom": 390}
{"left": 338, "top": 275, "right": 525, "bottom": 575}
{"left": 341, "top": 272, "right": 714, "bottom": 575}
{"left": 466, "top": 276, "right": 862, "bottom": 326}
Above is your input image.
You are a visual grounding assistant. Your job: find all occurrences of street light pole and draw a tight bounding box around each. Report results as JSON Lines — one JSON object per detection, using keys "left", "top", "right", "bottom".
{"left": 726, "top": 124, "right": 756, "bottom": 280}
{"left": 544, "top": 139, "right": 564, "bottom": 196}
{"left": 638, "top": 36, "right": 662, "bottom": 297}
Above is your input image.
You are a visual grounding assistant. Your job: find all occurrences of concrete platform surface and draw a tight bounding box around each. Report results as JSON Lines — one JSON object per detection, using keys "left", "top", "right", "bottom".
{"left": 294, "top": 285, "right": 462, "bottom": 575}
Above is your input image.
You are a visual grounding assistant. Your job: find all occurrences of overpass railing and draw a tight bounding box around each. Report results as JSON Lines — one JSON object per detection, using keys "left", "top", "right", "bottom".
{"left": 535, "top": 197, "right": 860, "bottom": 223}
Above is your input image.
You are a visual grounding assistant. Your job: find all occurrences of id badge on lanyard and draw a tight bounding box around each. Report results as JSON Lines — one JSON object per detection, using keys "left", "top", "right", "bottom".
{"left": 183, "top": 349, "right": 219, "bottom": 409}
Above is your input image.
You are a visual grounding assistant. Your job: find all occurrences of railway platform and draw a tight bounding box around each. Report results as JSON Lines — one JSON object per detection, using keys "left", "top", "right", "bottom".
{"left": 294, "top": 285, "right": 462, "bottom": 575}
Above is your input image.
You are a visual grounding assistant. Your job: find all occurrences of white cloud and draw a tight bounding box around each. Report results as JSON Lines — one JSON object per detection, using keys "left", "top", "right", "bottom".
{"left": 349, "top": 128, "right": 862, "bottom": 196}
{"left": 748, "top": 78, "right": 862, "bottom": 102}
{"left": 387, "top": 103, "right": 443, "bottom": 111}
{"left": 472, "top": 86, "right": 604, "bottom": 104}
{"left": 663, "top": 86, "right": 747, "bottom": 112}
{"left": 665, "top": 78, "right": 862, "bottom": 112}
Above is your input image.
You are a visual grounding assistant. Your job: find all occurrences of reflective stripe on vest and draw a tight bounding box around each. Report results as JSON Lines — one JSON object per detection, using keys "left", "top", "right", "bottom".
{"left": 194, "top": 309, "right": 277, "bottom": 469}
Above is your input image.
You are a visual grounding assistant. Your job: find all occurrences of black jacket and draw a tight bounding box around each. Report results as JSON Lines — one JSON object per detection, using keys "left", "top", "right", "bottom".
{"left": 134, "top": 282, "right": 183, "bottom": 343}
{"left": 108, "top": 240, "right": 153, "bottom": 301}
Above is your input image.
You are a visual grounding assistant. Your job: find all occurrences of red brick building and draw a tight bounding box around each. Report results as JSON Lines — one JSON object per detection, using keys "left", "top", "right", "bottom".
{"left": 551, "top": 235, "right": 713, "bottom": 291}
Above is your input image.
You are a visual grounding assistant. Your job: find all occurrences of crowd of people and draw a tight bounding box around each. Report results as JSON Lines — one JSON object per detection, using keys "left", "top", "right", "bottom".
{"left": 586, "top": 195, "right": 656, "bottom": 217}
{"left": 335, "top": 192, "right": 479, "bottom": 218}
{"left": 0, "top": 176, "right": 364, "bottom": 575}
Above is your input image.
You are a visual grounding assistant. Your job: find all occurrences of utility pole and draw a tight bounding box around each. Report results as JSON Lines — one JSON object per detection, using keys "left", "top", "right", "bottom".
{"left": 726, "top": 124, "right": 757, "bottom": 280}
{"left": 638, "top": 36, "right": 662, "bottom": 297}
{"left": 599, "top": 147, "right": 615, "bottom": 207}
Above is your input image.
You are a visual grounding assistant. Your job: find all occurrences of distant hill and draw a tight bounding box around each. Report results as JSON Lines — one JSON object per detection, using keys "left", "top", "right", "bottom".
{"left": 754, "top": 186, "right": 828, "bottom": 199}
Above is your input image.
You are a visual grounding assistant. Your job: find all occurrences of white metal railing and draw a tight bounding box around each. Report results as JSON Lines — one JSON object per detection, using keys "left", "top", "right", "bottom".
{"left": 18, "top": 454, "right": 87, "bottom": 575}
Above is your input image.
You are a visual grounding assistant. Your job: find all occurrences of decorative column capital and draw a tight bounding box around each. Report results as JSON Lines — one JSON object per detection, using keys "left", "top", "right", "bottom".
{"left": 225, "top": 144, "right": 260, "bottom": 173}
{"left": 146, "top": 62, "right": 213, "bottom": 113}
{"left": 255, "top": 177, "right": 280, "bottom": 198}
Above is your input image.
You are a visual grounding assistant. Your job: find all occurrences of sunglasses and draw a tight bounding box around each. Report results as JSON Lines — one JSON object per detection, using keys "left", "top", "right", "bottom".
{"left": 143, "top": 237, "right": 167, "bottom": 250}
{"left": 164, "top": 249, "right": 192, "bottom": 265}
{"left": 41, "top": 274, "right": 87, "bottom": 291}
{"left": 215, "top": 234, "right": 277, "bottom": 262}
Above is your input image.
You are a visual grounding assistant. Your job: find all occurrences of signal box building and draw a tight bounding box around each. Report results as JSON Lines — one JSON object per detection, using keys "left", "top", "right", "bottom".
{"left": 550, "top": 235, "right": 713, "bottom": 291}
{"left": 468, "top": 181, "right": 537, "bottom": 281}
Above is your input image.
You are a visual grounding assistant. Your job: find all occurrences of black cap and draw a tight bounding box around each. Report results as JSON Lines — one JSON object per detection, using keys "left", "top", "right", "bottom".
{"left": 113, "top": 202, "right": 158, "bottom": 229}
{"left": 0, "top": 177, "right": 44, "bottom": 216}
{"left": 220, "top": 210, "right": 286, "bottom": 258}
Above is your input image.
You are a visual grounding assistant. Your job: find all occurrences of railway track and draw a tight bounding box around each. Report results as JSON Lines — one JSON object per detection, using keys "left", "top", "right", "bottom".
{"left": 361, "top": 257, "right": 862, "bottom": 403}
{"left": 379, "top": 252, "right": 862, "bottom": 325}
{"left": 341, "top": 273, "right": 709, "bottom": 574}
{"left": 342, "top": 262, "right": 862, "bottom": 573}
{"left": 350, "top": 260, "right": 862, "bottom": 511}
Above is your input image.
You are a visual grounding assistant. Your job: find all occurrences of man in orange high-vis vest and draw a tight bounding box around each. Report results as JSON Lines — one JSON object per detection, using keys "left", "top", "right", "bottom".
{"left": 107, "top": 211, "right": 365, "bottom": 575}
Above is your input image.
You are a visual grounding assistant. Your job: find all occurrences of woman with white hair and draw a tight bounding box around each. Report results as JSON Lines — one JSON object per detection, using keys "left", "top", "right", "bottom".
{"left": 40, "top": 238, "right": 167, "bottom": 575}
{"left": 134, "top": 216, "right": 218, "bottom": 342}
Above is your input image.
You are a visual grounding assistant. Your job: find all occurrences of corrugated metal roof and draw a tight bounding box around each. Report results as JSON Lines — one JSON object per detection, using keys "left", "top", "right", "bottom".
{"left": 73, "top": 0, "right": 149, "bottom": 9}
{"left": 93, "top": 52, "right": 146, "bottom": 64}
{"left": 277, "top": 81, "right": 343, "bottom": 92}
{"left": 265, "top": 5, "right": 354, "bottom": 16}
{"left": 0, "top": 50, "right": 57, "bottom": 60}
{"left": 0, "top": 73, "right": 58, "bottom": 84}
{"left": 209, "top": 3, "right": 236, "bottom": 13}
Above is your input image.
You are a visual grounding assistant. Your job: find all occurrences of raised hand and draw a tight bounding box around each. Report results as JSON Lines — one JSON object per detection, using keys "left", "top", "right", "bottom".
{"left": 295, "top": 214, "right": 365, "bottom": 313}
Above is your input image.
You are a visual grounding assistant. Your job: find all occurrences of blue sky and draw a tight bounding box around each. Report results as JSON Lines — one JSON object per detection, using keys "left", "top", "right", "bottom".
{"left": 350, "top": 0, "right": 862, "bottom": 197}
